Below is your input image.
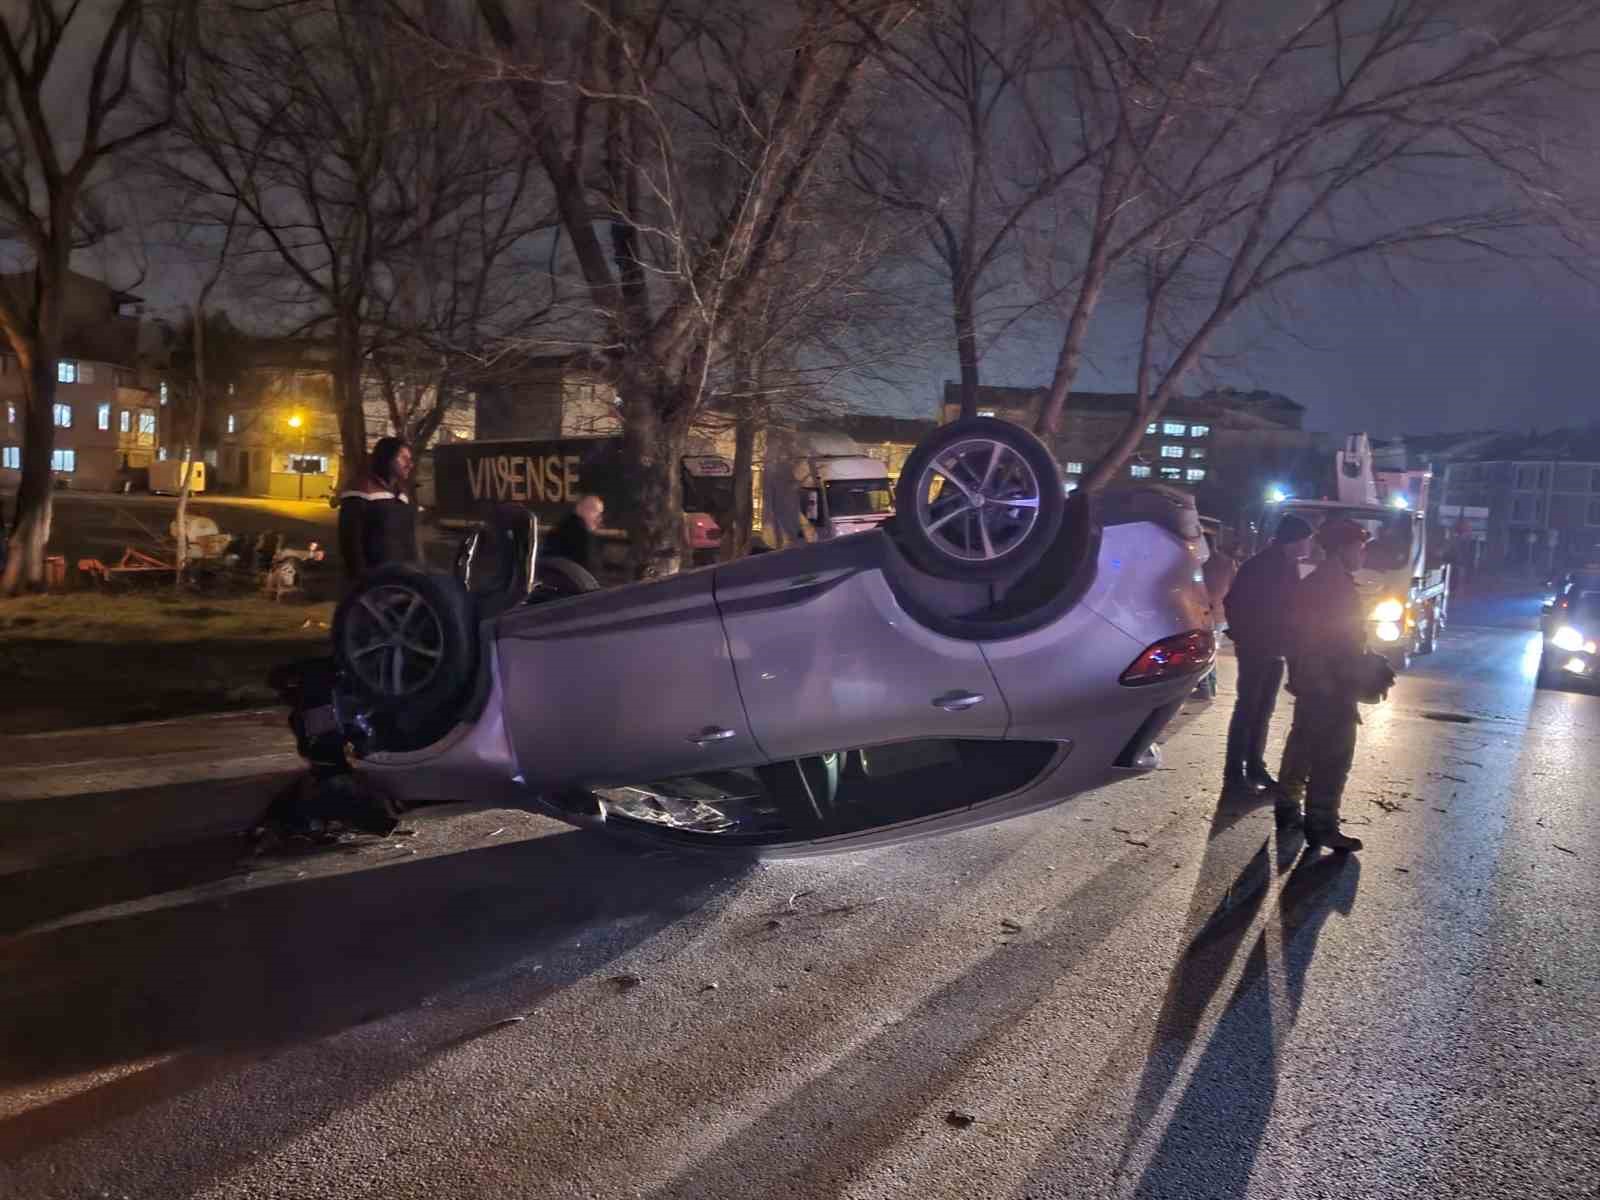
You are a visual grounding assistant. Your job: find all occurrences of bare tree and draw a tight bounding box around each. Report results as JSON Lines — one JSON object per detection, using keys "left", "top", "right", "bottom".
{"left": 461, "top": 0, "right": 915, "bottom": 577}
{"left": 848, "top": 0, "right": 1093, "bottom": 418}
{"left": 174, "top": 0, "right": 529, "bottom": 490}
{"left": 0, "top": 1, "right": 190, "bottom": 593}
{"left": 1026, "top": 0, "right": 1600, "bottom": 490}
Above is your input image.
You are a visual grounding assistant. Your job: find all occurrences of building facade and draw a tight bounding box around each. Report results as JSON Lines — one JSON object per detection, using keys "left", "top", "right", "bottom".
{"left": 1441, "top": 444, "right": 1600, "bottom": 569}
{"left": 0, "top": 272, "right": 165, "bottom": 493}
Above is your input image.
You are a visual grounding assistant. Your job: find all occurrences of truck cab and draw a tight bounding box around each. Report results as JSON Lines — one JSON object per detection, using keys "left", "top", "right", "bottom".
{"left": 795, "top": 454, "right": 896, "bottom": 540}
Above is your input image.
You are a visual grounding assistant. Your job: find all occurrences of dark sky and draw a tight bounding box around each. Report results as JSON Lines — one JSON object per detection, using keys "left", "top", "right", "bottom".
{"left": 864, "top": 258, "right": 1600, "bottom": 440}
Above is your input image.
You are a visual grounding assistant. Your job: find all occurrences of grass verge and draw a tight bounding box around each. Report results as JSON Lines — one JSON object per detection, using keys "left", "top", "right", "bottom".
{"left": 0, "top": 592, "right": 336, "bottom": 733}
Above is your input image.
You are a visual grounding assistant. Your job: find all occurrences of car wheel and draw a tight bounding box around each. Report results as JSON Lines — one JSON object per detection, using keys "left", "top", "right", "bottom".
{"left": 536, "top": 556, "right": 601, "bottom": 596}
{"left": 894, "top": 417, "right": 1065, "bottom": 581}
{"left": 334, "top": 565, "right": 478, "bottom": 734}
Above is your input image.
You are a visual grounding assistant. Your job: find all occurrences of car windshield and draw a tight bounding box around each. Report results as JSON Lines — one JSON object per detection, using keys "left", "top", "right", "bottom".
{"left": 825, "top": 479, "right": 894, "bottom": 518}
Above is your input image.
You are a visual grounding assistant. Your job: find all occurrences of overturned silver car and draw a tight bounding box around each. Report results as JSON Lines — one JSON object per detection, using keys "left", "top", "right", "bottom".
{"left": 297, "top": 418, "right": 1214, "bottom": 856}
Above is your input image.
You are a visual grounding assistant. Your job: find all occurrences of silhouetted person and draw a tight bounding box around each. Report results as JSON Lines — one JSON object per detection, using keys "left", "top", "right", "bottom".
{"left": 544, "top": 494, "right": 604, "bottom": 572}
{"left": 1279, "top": 518, "right": 1389, "bottom": 853}
{"left": 1221, "top": 514, "right": 1313, "bottom": 806}
{"left": 337, "top": 437, "right": 417, "bottom": 585}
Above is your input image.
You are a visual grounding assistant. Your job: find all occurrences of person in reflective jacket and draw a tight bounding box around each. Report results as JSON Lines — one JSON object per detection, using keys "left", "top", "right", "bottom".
{"left": 1278, "top": 517, "right": 1378, "bottom": 852}
{"left": 337, "top": 437, "right": 417, "bottom": 584}
{"left": 1221, "top": 514, "right": 1313, "bottom": 803}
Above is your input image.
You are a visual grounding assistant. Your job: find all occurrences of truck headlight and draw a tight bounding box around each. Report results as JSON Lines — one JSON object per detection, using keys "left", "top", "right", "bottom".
{"left": 1552, "top": 626, "right": 1587, "bottom": 653}
{"left": 1371, "top": 598, "right": 1405, "bottom": 623}
{"left": 1375, "top": 621, "right": 1403, "bottom": 643}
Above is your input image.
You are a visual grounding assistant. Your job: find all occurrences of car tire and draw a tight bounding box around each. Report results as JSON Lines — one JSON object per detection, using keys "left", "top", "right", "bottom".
{"left": 894, "top": 417, "right": 1065, "bottom": 581}
{"left": 536, "top": 556, "right": 601, "bottom": 596}
{"left": 333, "top": 564, "right": 479, "bottom": 739}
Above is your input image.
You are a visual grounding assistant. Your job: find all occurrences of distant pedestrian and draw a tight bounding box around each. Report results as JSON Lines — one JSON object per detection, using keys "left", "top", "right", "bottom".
{"left": 544, "top": 494, "right": 604, "bottom": 572}
{"left": 337, "top": 437, "right": 417, "bottom": 584}
{"left": 1221, "top": 514, "right": 1314, "bottom": 805}
{"left": 1278, "top": 518, "right": 1394, "bottom": 852}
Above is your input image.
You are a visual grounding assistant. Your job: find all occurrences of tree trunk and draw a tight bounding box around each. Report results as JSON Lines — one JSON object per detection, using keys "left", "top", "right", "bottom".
{"left": 953, "top": 276, "right": 981, "bottom": 420}
{"left": 333, "top": 315, "right": 367, "bottom": 491}
{"left": 1, "top": 350, "right": 59, "bottom": 594}
{"left": 620, "top": 377, "right": 692, "bottom": 580}
{"left": 721, "top": 399, "right": 758, "bottom": 562}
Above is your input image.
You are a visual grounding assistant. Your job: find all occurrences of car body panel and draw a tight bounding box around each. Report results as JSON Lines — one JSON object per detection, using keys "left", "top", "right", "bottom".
{"left": 493, "top": 568, "right": 758, "bottom": 787}
{"left": 343, "top": 492, "right": 1213, "bottom": 857}
{"left": 716, "top": 542, "right": 1009, "bottom": 760}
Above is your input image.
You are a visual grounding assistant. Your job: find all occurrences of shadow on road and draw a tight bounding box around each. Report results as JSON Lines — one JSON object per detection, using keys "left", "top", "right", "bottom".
{"left": 0, "top": 829, "right": 741, "bottom": 1169}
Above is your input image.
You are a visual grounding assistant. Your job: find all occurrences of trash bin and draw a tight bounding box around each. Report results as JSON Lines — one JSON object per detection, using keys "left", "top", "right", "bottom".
{"left": 44, "top": 555, "right": 66, "bottom": 589}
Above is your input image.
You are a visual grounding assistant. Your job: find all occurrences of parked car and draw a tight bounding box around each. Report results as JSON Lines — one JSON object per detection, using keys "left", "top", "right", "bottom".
{"left": 282, "top": 418, "right": 1214, "bottom": 857}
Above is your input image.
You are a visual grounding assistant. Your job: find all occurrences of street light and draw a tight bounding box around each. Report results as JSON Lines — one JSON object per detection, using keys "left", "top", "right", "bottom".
{"left": 287, "top": 412, "right": 306, "bottom": 501}
{"left": 1265, "top": 485, "right": 1289, "bottom": 504}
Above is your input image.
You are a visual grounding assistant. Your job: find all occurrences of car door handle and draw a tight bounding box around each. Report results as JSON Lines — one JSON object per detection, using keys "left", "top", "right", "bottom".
{"left": 932, "top": 690, "right": 986, "bottom": 712}
{"left": 688, "top": 726, "right": 738, "bottom": 745}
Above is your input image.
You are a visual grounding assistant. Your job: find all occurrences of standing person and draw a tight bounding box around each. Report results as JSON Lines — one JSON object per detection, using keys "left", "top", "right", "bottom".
{"left": 1278, "top": 518, "right": 1388, "bottom": 852}
{"left": 337, "top": 437, "right": 417, "bottom": 584}
{"left": 1221, "top": 514, "right": 1314, "bottom": 804}
{"left": 544, "top": 494, "right": 604, "bottom": 572}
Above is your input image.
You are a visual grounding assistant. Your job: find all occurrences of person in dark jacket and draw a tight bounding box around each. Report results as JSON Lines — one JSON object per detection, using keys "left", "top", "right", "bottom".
{"left": 1278, "top": 517, "right": 1379, "bottom": 852}
{"left": 1221, "top": 514, "right": 1313, "bottom": 801}
{"left": 337, "top": 437, "right": 417, "bottom": 583}
{"left": 542, "top": 494, "right": 604, "bottom": 572}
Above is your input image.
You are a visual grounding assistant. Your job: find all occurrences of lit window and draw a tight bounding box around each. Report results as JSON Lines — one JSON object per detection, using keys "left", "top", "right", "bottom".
{"left": 204, "top": 448, "right": 219, "bottom": 467}
{"left": 1160, "top": 444, "right": 1184, "bottom": 459}
{"left": 57, "top": 360, "right": 76, "bottom": 384}
{"left": 226, "top": 413, "right": 236, "bottom": 434}
{"left": 6, "top": 404, "right": 13, "bottom": 424}
{"left": 52, "top": 402, "right": 72, "bottom": 428}
{"left": 228, "top": 383, "right": 236, "bottom": 396}
{"left": 977, "top": 408, "right": 997, "bottom": 418}
{"left": 97, "top": 402, "right": 111, "bottom": 430}
{"left": 1131, "top": 464, "right": 1152, "bottom": 478}
{"left": 1189, "top": 447, "right": 1207, "bottom": 460}
{"left": 1066, "top": 461, "right": 1084, "bottom": 475}
{"left": 1145, "top": 422, "right": 1158, "bottom": 434}
{"left": 1162, "top": 421, "right": 1187, "bottom": 436}
{"left": 1190, "top": 423, "right": 1211, "bottom": 438}
{"left": 1160, "top": 466, "right": 1182, "bottom": 480}
{"left": 119, "top": 410, "right": 131, "bottom": 433}
{"left": 160, "top": 381, "right": 169, "bottom": 406}
{"left": 138, "top": 411, "right": 156, "bottom": 435}
{"left": 51, "top": 448, "right": 75, "bottom": 472}
{"left": 2, "top": 446, "right": 18, "bottom": 469}
{"left": 158, "top": 446, "right": 169, "bottom": 461}
{"left": 1186, "top": 468, "right": 1207, "bottom": 482}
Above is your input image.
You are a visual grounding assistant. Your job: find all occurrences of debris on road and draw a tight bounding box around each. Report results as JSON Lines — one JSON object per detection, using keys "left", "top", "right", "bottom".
{"left": 701, "top": 982, "right": 720, "bottom": 992}
{"left": 612, "top": 973, "right": 644, "bottom": 990}
{"left": 1369, "top": 796, "right": 1407, "bottom": 814}
{"left": 1000, "top": 918, "right": 1025, "bottom": 932}
{"left": 1431, "top": 773, "right": 1469, "bottom": 783}
{"left": 945, "top": 1110, "right": 977, "bottom": 1129}
{"left": 1124, "top": 838, "right": 1151, "bottom": 848}
{"left": 1554, "top": 845, "right": 1578, "bottom": 857}
{"left": 1423, "top": 712, "right": 1475, "bottom": 724}
{"left": 786, "top": 890, "right": 813, "bottom": 912}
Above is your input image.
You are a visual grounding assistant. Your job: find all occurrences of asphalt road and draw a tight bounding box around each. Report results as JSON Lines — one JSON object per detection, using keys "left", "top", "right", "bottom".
{"left": 0, "top": 590, "right": 1595, "bottom": 1199}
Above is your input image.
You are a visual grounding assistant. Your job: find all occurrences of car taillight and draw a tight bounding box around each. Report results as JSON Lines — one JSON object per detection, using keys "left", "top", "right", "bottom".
{"left": 1120, "top": 630, "right": 1215, "bottom": 686}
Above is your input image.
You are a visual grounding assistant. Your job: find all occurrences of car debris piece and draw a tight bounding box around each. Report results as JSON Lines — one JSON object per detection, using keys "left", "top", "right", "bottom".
{"left": 945, "top": 1110, "right": 977, "bottom": 1128}
{"left": 612, "top": 973, "right": 644, "bottom": 990}
{"left": 1000, "top": 918, "right": 1025, "bottom": 932}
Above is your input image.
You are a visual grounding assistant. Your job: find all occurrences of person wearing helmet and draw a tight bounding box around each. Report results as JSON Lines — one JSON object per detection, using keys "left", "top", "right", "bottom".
{"left": 1277, "top": 517, "right": 1381, "bottom": 852}
{"left": 1220, "top": 514, "right": 1314, "bottom": 804}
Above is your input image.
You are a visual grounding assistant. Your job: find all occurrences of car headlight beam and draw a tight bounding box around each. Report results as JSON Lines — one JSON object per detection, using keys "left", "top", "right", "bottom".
{"left": 1371, "top": 598, "right": 1405, "bottom": 623}
{"left": 1552, "top": 626, "right": 1587, "bottom": 653}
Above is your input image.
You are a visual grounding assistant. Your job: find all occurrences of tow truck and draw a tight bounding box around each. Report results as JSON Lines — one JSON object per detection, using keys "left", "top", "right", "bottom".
{"left": 1272, "top": 434, "right": 1449, "bottom": 669}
